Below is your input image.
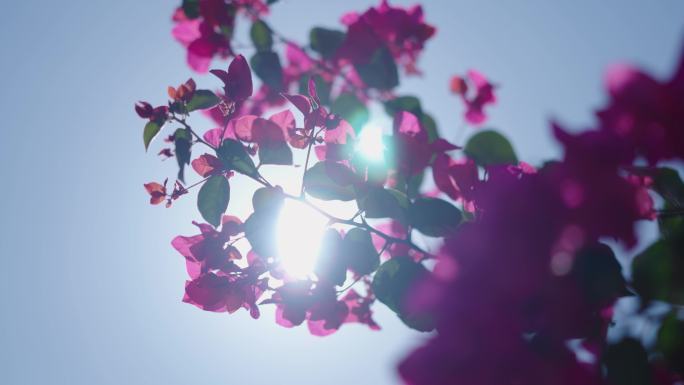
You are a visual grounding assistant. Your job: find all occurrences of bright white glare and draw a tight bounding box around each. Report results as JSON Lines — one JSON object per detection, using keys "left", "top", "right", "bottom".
{"left": 276, "top": 199, "right": 329, "bottom": 278}
{"left": 356, "top": 124, "right": 385, "bottom": 162}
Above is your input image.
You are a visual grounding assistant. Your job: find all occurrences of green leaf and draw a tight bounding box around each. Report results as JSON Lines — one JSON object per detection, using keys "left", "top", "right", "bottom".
{"left": 182, "top": 0, "right": 200, "bottom": 19}
{"left": 186, "top": 89, "right": 220, "bottom": 112}
{"left": 331, "top": 93, "right": 369, "bottom": 134}
{"left": 372, "top": 257, "right": 435, "bottom": 332}
{"left": 244, "top": 210, "right": 278, "bottom": 257}
{"left": 656, "top": 313, "right": 684, "bottom": 375}
{"left": 420, "top": 113, "right": 439, "bottom": 143}
{"left": 174, "top": 128, "right": 192, "bottom": 182}
{"left": 384, "top": 96, "right": 423, "bottom": 117}
{"left": 216, "top": 139, "right": 257, "bottom": 176}
{"left": 303, "top": 161, "right": 357, "bottom": 201}
{"left": 342, "top": 228, "right": 379, "bottom": 276}
{"left": 659, "top": 201, "right": 684, "bottom": 240}
{"left": 631, "top": 240, "right": 684, "bottom": 305}
{"left": 250, "top": 51, "right": 284, "bottom": 91}
{"left": 406, "top": 170, "right": 424, "bottom": 199}
{"left": 309, "top": 27, "right": 346, "bottom": 58}
{"left": 252, "top": 186, "right": 284, "bottom": 213}
{"left": 357, "top": 187, "right": 409, "bottom": 221}
{"left": 464, "top": 130, "right": 518, "bottom": 166}
{"left": 408, "top": 197, "right": 462, "bottom": 237}
{"left": 250, "top": 20, "right": 273, "bottom": 51}
{"left": 315, "top": 229, "right": 346, "bottom": 286}
{"left": 143, "top": 121, "right": 162, "bottom": 151}
{"left": 258, "top": 142, "right": 293, "bottom": 166}
{"left": 602, "top": 338, "right": 652, "bottom": 385}
{"left": 197, "top": 175, "right": 230, "bottom": 227}
{"left": 354, "top": 46, "right": 399, "bottom": 90}
{"left": 571, "top": 242, "right": 629, "bottom": 305}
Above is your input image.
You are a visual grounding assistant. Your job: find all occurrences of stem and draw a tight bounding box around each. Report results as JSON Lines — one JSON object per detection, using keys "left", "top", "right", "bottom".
{"left": 280, "top": 191, "right": 434, "bottom": 258}
{"left": 658, "top": 208, "right": 684, "bottom": 218}
{"left": 172, "top": 116, "right": 216, "bottom": 150}
{"left": 300, "top": 127, "right": 323, "bottom": 198}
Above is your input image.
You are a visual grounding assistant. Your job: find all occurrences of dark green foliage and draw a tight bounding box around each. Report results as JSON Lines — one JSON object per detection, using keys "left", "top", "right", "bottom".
{"left": 408, "top": 198, "right": 462, "bottom": 237}
{"left": 464, "top": 130, "right": 518, "bottom": 166}
{"left": 602, "top": 338, "right": 652, "bottom": 385}
{"left": 342, "top": 228, "right": 379, "bottom": 276}
{"left": 174, "top": 128, "right": 192, "bottom": 182}
{"left": 373, "top": 257, "right": 435, "bottom": 331}
{"left": 217, "top": 139, "right": 257, "bottom": 176}
{"left": 251, "top": 51, "right": 284, "bottom": 91}
{"left": 303, "top": 161, "right": 357, "bottom": 201}
{"left": 250, "top": 20, "right": 273, "bottom": 51}
{"left": 310, "top": 27, "right": 346, "bottom": 58}
{"left": 355, "top": 46, "right": 398, "bottom": 90}
{"left": 186, "top": 90, "right": 220, "bottom": 112}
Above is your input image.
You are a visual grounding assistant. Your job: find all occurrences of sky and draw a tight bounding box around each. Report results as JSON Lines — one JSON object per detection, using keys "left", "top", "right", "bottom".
{"left": 1, "top": 1, "right": 683, "bottom": 384}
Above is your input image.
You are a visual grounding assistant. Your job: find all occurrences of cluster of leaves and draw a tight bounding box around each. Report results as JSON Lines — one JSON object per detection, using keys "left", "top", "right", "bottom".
{"left": 137, "top": 1, "right": 684, "bottom": 384}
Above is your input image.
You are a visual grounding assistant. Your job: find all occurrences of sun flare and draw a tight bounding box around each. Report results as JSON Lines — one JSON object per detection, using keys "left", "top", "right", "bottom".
{"left": 276, "top": 199, "right": 329, "bottom": 278}
{"left": 356, "top": 123, "right": 385, "bottom": 162}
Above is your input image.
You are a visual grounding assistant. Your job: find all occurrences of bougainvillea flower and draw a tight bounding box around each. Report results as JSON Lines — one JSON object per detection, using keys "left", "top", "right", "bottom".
{"left": 172, "top": 216, "right": 243, "bottom": 278}
{"left": 168, "top": 181, "right": 188, "bottom": 207}
{"left": 168, "top": 78, "right": 196, "bottom": 102}
{"left": 203, "top": 118, "right": 239, "bottom": 148}
{"left": 171, "top": 6, "right": 235, "bottom": 73}
{"left": 315, "top": 119, "right": 356, "bottom": 161}
{"left": 341, "top": 290, "right": 380, "bottom": 330}
{"left": 283, "top": 43, "right": 315, "bottom": 85}
{"left": 271, "top": 281, "right": 314, "bottom": 328}
{"left": 370, "top": 220, "right": 421, "bottom": 261}
{"left": 552, "top": 122, "right": 654, "bottom": 246}
{"left": 210, "top": 54, "right": 253, "bottom": 103}
{"left": 158, "top": 148, "right": 174, "bottom": 159}
{"left": 338, "top": 0, "right": 436, "bottom": 73}
{"left": 144, "top": 180, "right": 167, "bottom": 205}
{"left": 183, "top": 271, "right": 267, "bottom": 318}
{"left": 393, "top": 111, "right": 459, "bottom": 175}
{"left": 191, "top": 153, "right": 224, "bottom": 177}
{"left": 172, "top": 20, "right": 232, "bottom": 72}
{"left": 432, "top": 154, "right": 479, "bottom": 204}
{"left": 135, "top": 101, "right": 169, "bottom": 123}
{"left": 450, "top": 70, "right": 497, "bottom": 125}
{"left": 306, "top": 286, "right": 349, "bottom": 336}
{"left": 596, "top": 44, "right": 684, "bottom": 163}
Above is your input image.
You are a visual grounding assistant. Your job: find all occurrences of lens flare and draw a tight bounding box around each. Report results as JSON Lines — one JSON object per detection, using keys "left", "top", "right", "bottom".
{"left": 276, "top": 199, "right": 329, "bottom": 278}
{"left": 356, "top": 124, "right": 385, "bottom": 162}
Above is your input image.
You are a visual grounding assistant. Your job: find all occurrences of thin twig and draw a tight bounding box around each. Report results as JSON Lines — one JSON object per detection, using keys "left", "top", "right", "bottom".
{"left": 171, "top": 116, "right": 216, "bottom": 150}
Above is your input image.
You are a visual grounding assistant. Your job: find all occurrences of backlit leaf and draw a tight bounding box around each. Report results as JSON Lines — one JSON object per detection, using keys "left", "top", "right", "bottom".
{"left": 174, "top": 128, "right": 192, "bottom": 182}
{"left": 186, "top": 89, "right": 220, "bottom": 112}
{"left": 310, "top": 27, "right": 345, "bottom": 58}
{"left": 143, "top": 121, "right": 161, "bottom": 151}
{"left": 303, "top": 161, "right": 356, "bottom": 201}
{"left": 250, "top": 20, "right": 273, "bottom": 52}
{"left": 217, "top": 139, "right": 257, "bottom": 176}
{"left": 408, "top": 198, "right": 462, "bottom": 237}
{"left": 342, "top": 228, "right": 379, "bottom": 276}
{"left": 372, "top": 257, "right": 434, "bottom": 332}
{"left": 332, "top": 93, "right": 369, "bottom": 134}
{"left": 464, "top": 130, "right": 518, "bottom": 166}
{"left": 251, "top": 51, "right": 284, "bottom": 91}
{"left": 197, "top": 175, "right": 230, "bottom": 227}
{"left": 357, "top": 187, "right": 409, "bottom": 222}
{"left": 258, "top": 142, "right": 293, "bottom": 165}
{"left": 355, "top": 46, "right": 398, "bottom": 90}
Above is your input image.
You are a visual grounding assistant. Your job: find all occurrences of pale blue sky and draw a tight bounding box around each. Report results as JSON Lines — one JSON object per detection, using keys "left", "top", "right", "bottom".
{"left": 1, "top": 1, "right": 683, "bottom": 384}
